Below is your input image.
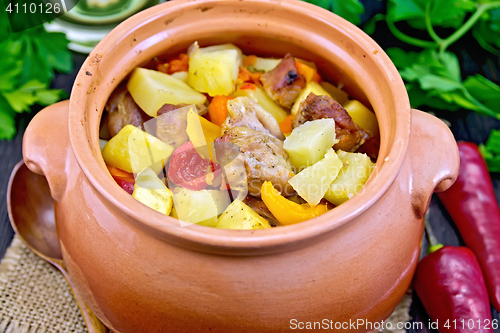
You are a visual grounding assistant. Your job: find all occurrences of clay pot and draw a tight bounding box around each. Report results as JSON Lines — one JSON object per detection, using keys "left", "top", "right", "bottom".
{"left": 22, "top": 0, "right": 459, "bottom": 332}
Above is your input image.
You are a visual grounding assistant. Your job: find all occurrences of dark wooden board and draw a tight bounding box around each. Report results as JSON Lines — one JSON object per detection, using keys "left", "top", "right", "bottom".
{"left": 1, "top": 8, "right": 499, "bottom": 330}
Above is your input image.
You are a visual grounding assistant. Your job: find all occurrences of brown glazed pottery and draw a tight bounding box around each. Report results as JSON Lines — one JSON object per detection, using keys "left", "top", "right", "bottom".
{"left": 22, "top": 0, "right": 460, "bottom": 332}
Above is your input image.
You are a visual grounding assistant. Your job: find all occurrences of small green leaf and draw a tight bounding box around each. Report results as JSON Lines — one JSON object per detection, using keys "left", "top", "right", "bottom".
{"left": 479, "top": 129, "right": 500, "bottom": 172}
{"left": 363, "top": 13, "right": 386, "bottom": 35}
{"left": 473, "top": 7, "right": 500, "bottom": 53}
{"left": 386, "top": 47, "right": 420, "bottom": 69}
{"left": 419, "top": 74, "right": 463, "bottom": 92}
{"left": 463, "top": 74, "right": 500, "bottom": 112}
{"left": 387, "top": 0, "right": 475, "bottom": 29}
{"left": 387, "top": 0, "right": 424, "bottom": 23}
{"left": 305, "top": 0, "right": 365, "bottom": 25}
{"left": 0, "top": 98, "right": 17, "bottom": 140}
{"left": 2, "top": 80, "right": 50, "bottom": 113}
{"left": 35, "top": 89, "right": 67, "bottom": 105}
{"left": 331, "top": 0, "right": 364, "bottom": 25}
{"left": 0, "top": 60, "right": 23, "bottom": 91}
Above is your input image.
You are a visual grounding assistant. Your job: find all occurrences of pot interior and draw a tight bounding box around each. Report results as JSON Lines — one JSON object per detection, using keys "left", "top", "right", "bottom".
{"left": 69, "top": 0, "right": 410, "bottom": 252}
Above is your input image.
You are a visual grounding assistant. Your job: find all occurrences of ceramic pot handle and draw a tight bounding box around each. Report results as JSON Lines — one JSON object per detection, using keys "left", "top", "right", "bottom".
{"left": 408, "top": 109, "right": 459, "bottom": 218}
{"left": 23, "top": 100, "right": 70, "bottom": 202}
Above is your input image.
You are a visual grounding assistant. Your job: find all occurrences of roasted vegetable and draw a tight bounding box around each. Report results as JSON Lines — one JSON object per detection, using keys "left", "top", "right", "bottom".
{"left": 127, "top": 67, "right": 206, "bottom": 117}
{"left": 102, "top": 124, "right": 174, "bottom": 174}
{"left": 279, "top": 114, "right": 294, "bottom": 135}
{"left": 107, "top": 165, "right": 134, "bottom": 182}
{"left": 320, "top": 81, "right": 349, "bottom": 105}
{"left": 283, "top": 118, "right": 338, "bottom": 170}
{"left": 172, "top": 188, "right": 230, "bottom": 227}
{"left": 216, "top": 199, "right": 272, "bottom": 230}
{"left": 233, "top": 83, "right": 288, "bottom": 123}
{"left": 323, "top": 150, "right": 374, "bottom": 206}
{"left": 208, "top": 95, "right": 233, "bottom": 127}
{"left": 295, "top": 61, "right": 321, "bottom": 83}
{"left": 171, "top": 71, "right": 188, "bottom": 83}
{"left": 132, "top": 167, "right": 173, "bottom": 215}
{"left": 261, "top": 181, "right": 328, "bottom": 225}
{"left": 186, "top": 108, "right": 221, "bottom": 160}
{"left": 187, "top": 42, "right": 242, "bottom": 96}
{"left": 288, "top": 149, "right": 343, "bottom": 206}
{"left": 343, "top": 100, "right": 378, "bottom": 135}
{"left": 243, "top": 55, "right": 281, "bottom": 72}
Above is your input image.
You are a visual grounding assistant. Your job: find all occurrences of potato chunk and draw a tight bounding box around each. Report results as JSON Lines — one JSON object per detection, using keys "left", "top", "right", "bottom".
{"left": 252, "top": 57, "right": 281, "bottom": 72}
{"left": 233, "top": 84, "right": 288, "bottom": 123}
{"left": 172, "top": 188, "right": 230, "bottom": 227}
{"left": 320, "top": 81, "right": 349, "bottom": 105}
{"left": 187, "top": 42, "right": 242, "bottom": 96}
{"left": 343, "top": 100, "right": 379, "bottom": 135}
{"left": 102, "top": 124, "right": 173, "bottom": 174}
{"left": 288, "top": 149, "right": 343, "bottom": 206}
{"left": 283, "top": 119, "right": 338, "bottom": 170}
{"left": 323, "top": 150, "right": 374, "bottom": 206}
{"left": 132, "top": 167, "right": 173, "bottom": 215}
{"left": 127, "top": 67, "right": 206, "bottom": 117}
{"left": 185, "top": 108, "right": 221, "bottom": 160}
{"left": 217, "top": 199, "right": 271, "bottom": 230}
{"left": 171, "top": 71, "right": 188, "bottom": 83}
{"left": 291, "top": 81, "right": 331, "bottom": 115}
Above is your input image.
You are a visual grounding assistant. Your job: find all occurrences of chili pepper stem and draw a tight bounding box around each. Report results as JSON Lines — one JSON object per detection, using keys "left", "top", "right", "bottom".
{"left": 424, "top": 210, "right": 444, "bottom": 254}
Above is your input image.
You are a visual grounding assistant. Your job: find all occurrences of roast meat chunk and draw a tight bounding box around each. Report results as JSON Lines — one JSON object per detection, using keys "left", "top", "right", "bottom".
{"left": 222, "top": 96, "right": 284, "bottom": 140}
{"left": 261, "top": 54, "right": 306, "bottom": 108}
{"left": 215, "top": 127, "right": 294, "bottom": 198}
{"left": 292, "top": 93, "right": 371, "bottom": 152}
{"left": 105, "top": 87, "right": 149, "bottom": 137}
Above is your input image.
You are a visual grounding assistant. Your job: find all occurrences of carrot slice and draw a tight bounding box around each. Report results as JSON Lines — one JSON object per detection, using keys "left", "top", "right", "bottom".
{"left": 107, "top": 165, "right": 135, "bottom": 182}
{"left": 295, "top": 61, "right": 321, "bottom": 83}
{"left": 208, "top": 95, "right": 234, "bottom": 127}
{"left": 168, "top": 53, "right": 189, "bottom": 74}
{"left": 243, "top": 55, "right": 257, "bottom": 67}
{"left": 279, "top": 114, "right": 294, "bottom": 135}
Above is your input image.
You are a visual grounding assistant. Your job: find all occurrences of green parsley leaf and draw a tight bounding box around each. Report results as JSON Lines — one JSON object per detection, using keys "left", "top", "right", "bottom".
{"left": 305, "top": 0, "right": 364, "bottom": 25}
{"left": 331, "top": 0, "right": 364, "bottom": 25}
{"left": 0, "top": 14, "right": 73, "bottom": 140}
{"left": 479, "top": 129, "right": 500, "bottom": 172}
{"left": 387, "top": 0, "right": 475, "bottom": 29}
{"left": 0, "top": 97, "right": 16, "bottom": 141}
{"left": 388, "top": 48, "right": 500, "bottom": 119}
{"left": 473, "top": 7, "right": 500, "bottom": 54}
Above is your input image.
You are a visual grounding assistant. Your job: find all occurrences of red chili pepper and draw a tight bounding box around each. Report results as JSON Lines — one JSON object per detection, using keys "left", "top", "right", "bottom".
{"left": 437, "top": 142, "right": 500, "bottom": 311}
{"left": 414, "top": 218, "right": 493, "bottom": 333}
{"left": 168, "top": 141, "right": 212, "bottom": 191}
{"left": 114, "top": 178, "right": 135, "bottom": 195}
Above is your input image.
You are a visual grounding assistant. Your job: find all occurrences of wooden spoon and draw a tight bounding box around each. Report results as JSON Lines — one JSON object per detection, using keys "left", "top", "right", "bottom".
{"left": 7, "top": 161, "right": 109, "bottom": 333}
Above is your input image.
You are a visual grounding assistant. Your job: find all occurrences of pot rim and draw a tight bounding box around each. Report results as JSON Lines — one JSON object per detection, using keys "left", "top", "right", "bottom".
{"left": 68, "top": 0, "right": 410, "bottom": 253}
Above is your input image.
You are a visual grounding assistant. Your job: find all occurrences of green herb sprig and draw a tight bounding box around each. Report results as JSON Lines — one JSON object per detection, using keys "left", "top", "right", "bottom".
{"left": 0, "top": 9, "right": 73, "bottom": 140}
{"left": 479, "top": 129, "right": 500, "bottom": 172}
{"left": 303, "top": 0, "right": 500, "bottom": 171}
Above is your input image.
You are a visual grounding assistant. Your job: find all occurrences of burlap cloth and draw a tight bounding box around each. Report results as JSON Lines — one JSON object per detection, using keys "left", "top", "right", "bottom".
{"left": 0, "top": 235, "right": 413, "bottom": 333}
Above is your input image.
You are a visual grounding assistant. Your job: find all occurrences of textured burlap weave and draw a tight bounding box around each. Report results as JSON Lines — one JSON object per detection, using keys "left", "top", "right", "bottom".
{"left": 0, "top": 235, "right": 412, "bottom": 333}
{"left": 0, "top": 236, "right": 87, "bottom": 333}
